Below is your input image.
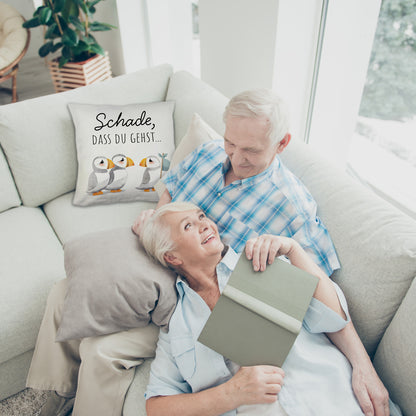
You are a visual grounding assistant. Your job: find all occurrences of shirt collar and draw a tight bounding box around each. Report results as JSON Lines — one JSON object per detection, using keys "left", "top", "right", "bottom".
{"left": 175, "top": 246, "right": 240, "bottom": 295}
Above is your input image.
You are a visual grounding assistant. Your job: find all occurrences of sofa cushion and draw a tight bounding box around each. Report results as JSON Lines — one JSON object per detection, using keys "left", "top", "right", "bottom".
{"left": 69, "top": 101, "right": 175, "bottom": 206}
{"left": 43, "top": 192, "right": 155, "bottom": 244}
{"left": 0, "top": 145, "right": 20, "bottom": 213}
{"left": 373, "top": 277, "right": 416, "bottom": 416}
{"left": 56, "top": 228, "right": 177, "bottom": 341}
{"left": 0, "top": 206, "right": 65, "bottom": 364}
{"left": 0, "top": 64, "right": 173, "bottom": 207}
{"left": 166, "top": 70, "right": 228, "bottom": 145}
{"left": 280, "top": 141, "right": 416, "bottom": 356}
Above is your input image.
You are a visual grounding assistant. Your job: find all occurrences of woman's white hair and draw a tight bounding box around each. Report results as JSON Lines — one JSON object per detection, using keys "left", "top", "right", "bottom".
{"left": 139, "top": 201, "right": 200, "bottom": 267}
{"left": 223, "top": 89, "right": 290, "bottom": 145}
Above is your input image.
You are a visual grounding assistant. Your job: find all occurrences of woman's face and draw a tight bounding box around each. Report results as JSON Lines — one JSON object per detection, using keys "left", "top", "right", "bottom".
{"left": 163, "top": 209, "right": 224, "bottom": 267}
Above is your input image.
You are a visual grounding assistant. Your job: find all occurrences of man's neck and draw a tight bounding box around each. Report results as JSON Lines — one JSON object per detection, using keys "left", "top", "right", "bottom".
{"left": 224, "top": 168, "right": 239, "bottom": 187}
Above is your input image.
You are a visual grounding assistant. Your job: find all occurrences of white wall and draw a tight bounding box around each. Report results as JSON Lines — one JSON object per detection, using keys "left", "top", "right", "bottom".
{"left": 273, "top": 0, "right": 322, "bottom": 143}
{"left": 199, "top": 0, "right": 280, "bottom": 98}
{"left": 146, "top": 0, "right": 194, "bottom": 72}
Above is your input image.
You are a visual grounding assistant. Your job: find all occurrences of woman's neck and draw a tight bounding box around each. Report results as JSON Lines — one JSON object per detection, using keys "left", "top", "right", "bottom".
{"left": 181, "top": 252, "right": 224, "bottom": 310}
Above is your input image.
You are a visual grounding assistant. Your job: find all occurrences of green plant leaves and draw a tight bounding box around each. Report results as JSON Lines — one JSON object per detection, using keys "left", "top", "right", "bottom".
{"left": 22, "top": 0, "right": 114, "bottom": 63}
{"left": 39, "top": 7, "right": 53, "bottom": 24}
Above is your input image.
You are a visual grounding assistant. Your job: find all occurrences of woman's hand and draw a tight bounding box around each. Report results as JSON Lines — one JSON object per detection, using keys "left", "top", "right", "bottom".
{"left": 245, "top": 235, "right": 297, "bottom": 271}
{"left": 225, "top": 365, "right": 285, "bottom": 407}
{"left": 131, "top": 209, "right": 156, "bottom": 236}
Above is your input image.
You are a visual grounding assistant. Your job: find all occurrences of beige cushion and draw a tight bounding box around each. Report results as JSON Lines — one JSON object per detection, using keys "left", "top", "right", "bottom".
{"left": 0, "top": 206, "right": 65, "bottom": 364}
{"left": 0, "top": 4, "right": 27, "bottom": 69}
{"left": 0, "top": 145, "right": 20, "bottom": 212}
{"left": 56, "top": 228, "right": 177, "bottom": 341}
{"left": 373, "top": 277, "right": 416, "bottom": 416}
{"left": 280, "top": 141, "right": 416, "bottom": 357}
{"left": 0, "top": 64, "right": 173, "bottom": 207}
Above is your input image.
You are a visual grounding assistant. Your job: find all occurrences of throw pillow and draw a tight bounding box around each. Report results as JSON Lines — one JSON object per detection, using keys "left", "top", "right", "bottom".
{"left": 69, "top": 101, "right": 175, "bottom": 206}
{"left": 155, "top": 113, "right": 223, "bottom": 195}
{"left": 56, "top": 227, "right": 178, "bottom": 342}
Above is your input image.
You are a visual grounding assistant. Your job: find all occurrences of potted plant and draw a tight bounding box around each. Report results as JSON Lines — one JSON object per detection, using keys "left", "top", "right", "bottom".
{"left": 23, "top": 0, "right": 116, "bottom": 92}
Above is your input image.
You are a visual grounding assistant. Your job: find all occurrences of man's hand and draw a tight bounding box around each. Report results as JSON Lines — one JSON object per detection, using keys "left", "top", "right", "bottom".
{"left": 225, "top": 365, "right": 284, "bottom": 408}
{"left": 131, "top": 209, "right": 156, "bottom": 236}
{"left": 352, "top": 364, "right": 390, "bottom": 416}
{"left": 245, "top": 235, "right": 296, "bottom": 272}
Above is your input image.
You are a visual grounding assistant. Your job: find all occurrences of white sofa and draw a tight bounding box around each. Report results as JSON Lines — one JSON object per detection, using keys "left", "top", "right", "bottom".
{"left": 0, "top": 64, "right": 415, "bottom": 416}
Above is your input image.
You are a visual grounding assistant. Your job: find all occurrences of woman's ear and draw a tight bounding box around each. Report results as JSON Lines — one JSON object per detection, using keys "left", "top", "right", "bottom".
{"left": 164, "top": 252, "right": 183, "bottom": 266}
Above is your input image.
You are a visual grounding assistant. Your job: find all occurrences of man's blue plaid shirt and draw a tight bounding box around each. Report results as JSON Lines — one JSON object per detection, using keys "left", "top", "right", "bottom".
{"left": 162, "top": 140, "right": 340, "bottom": 276}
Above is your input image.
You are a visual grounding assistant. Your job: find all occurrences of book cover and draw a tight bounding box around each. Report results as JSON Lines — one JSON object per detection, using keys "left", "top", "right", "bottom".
{"left": 198, "top": 255, "right": 319, "bottom": 367}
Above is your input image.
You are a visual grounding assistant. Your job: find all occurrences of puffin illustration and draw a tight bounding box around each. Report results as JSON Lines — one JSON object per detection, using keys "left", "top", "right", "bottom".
{"left": 136, "top": 155, "right": 160, "bottom": 192}
{"left": 105, "top": 154, "right": 135, "bottom": 193}
{"left": 87, "top": 156, "right": 115, "bottom": 196}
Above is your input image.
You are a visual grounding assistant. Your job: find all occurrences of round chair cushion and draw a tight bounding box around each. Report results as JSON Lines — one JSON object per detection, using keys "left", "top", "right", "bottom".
{"left": 0, "top": 3, "right": 28, "bottom": 70}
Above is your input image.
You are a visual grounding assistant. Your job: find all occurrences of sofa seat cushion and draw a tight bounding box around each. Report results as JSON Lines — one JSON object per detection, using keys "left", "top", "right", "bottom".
{"left": 0, "top": 206, "right": 65, "bottom": 364}
{"left": 281, "top": 141, "right": 416, "bottom": 356}
{"left": 123, "top": 358, "right": 153, "bottom": 416}
{"left": 43, "top": 192, "right": 156, "bottom": 244}
{"left": 0, "top": 64, "right": 173, "bottom": 207}
{"left": 0, "top": 145, "right": 20, "bottom": 212}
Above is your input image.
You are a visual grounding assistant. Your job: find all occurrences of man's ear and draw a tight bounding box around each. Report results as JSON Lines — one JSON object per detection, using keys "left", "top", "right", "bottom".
{"left": 164, "top": 252, "right": 183, "bottom": 266}
{"left": 276, "top": 133, "right": 291, "bottom": 154}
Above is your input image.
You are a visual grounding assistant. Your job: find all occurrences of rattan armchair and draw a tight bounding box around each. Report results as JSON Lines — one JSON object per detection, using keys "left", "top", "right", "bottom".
{"left": 0, "top": 2, "right": 30, "bottom": 103}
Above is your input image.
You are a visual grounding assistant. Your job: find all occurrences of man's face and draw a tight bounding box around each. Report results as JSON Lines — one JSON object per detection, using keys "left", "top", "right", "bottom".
{"left": 224, "top": 116, "right": 279, "bottom": 179}
{"left": 163, "top": 209, "right": 224, "bottom": 267}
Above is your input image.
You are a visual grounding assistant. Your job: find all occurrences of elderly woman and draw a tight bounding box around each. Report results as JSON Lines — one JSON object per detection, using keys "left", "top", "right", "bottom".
{"left": 140, "top": 202, "right": 400, "bottom": 416}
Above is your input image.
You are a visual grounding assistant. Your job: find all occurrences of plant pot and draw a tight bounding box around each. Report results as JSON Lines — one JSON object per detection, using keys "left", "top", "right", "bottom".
{"left": 47, "top": 52, "right": 112, "bottom": 93}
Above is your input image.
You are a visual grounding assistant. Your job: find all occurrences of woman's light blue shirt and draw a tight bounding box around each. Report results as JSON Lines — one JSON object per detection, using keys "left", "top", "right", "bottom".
{"left": 145, "top": 248, "right": 396, "bottom": 415}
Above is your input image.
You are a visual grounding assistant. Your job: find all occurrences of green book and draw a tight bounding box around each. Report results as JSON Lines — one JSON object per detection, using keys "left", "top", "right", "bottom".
{"left": 198, "top": 255, "right": 319, "bottom": 367}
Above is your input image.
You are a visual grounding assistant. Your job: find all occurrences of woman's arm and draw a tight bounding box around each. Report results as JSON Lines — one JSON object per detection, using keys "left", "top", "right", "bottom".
{"left": 245, "top": 235, "right": 390, "bottom": 416}
{"left": 327, "top": 323, "right": 390, "bottom": 416}
{"left": 147, "top": 365, "right": 284, "bottom": 416}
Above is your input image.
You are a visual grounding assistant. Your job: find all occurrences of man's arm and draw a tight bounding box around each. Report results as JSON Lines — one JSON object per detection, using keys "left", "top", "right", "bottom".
{"left": 327, "top": 324, "right": 390, "bottom": 416}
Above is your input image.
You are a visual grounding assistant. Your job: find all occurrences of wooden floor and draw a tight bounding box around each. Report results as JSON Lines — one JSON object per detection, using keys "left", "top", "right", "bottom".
{"left": 0, "top": 56, "right": 56, "bottom": 105}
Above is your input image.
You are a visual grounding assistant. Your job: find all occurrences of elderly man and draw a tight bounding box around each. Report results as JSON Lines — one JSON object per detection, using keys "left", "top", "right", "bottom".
{"left": 139, "top": 202, "right": 398, "bottom": 416}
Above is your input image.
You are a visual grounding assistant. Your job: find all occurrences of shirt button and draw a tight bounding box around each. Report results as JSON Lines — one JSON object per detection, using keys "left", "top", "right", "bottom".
{"left": 217, "top": 192, "right": 222, "bottom": 197}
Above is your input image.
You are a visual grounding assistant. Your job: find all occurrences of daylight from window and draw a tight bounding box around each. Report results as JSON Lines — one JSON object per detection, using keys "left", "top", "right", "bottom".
{"left": 348, "top": 0, "right": 416, "bottom": 218}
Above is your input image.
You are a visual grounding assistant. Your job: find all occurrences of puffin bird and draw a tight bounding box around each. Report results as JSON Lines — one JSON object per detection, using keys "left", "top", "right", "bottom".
{"left": 105, "top": 154, "right": 135, "bottom": 193}
{"left": 136, "top": 155, "right": 160, "bottom": 192}
{"left": 87, "top": 156, "right": 115, "bottom": 196}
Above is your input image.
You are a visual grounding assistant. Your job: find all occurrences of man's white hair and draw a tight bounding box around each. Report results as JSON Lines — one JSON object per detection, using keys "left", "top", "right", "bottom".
{"left": 223, "top": 89, "right": 290, "bottom": 145}
{"left": 140, "top": 201, "right": 200, "bottom": 267}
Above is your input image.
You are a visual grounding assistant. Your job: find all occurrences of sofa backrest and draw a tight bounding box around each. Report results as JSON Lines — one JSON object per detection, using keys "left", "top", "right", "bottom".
{"left": 0, "top": 64, "right": 173, "bottom": 207}
{"left": 0, "top": 144, "right": 21, "bottom": 212}
{"left": 166, "top": 70, "right": 229, "bottom": 145}
{"left": 281, "top": 141, "right": 416, "bottom": 354}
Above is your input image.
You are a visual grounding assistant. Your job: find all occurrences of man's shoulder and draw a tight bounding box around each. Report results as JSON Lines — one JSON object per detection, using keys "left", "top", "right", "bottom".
{"left": 268, "top": 158, "right": 316, "bottom": 210}
{"left": 189, "top": 139, "right": 225, "bottom": 165}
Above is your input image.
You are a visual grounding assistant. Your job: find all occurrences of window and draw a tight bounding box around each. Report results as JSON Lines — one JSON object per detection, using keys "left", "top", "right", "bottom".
{"left": 347, "top": 0, "right": 416, "bottom": 218}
